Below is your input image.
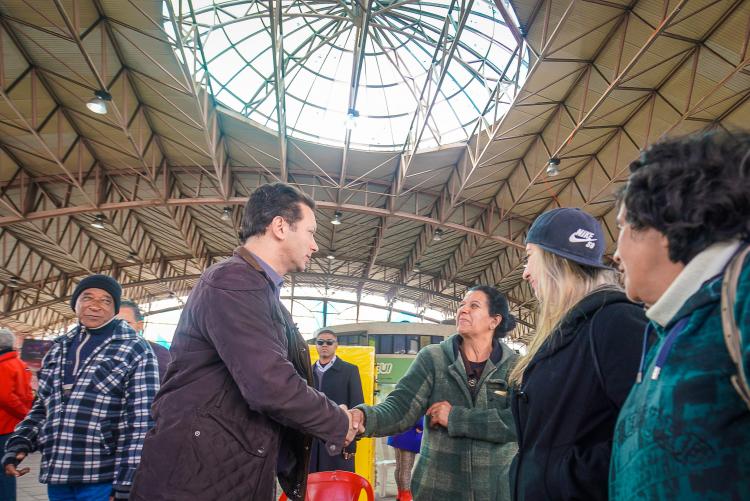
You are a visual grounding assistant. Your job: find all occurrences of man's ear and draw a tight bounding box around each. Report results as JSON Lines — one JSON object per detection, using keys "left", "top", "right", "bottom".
{"left": 268, "top": 215, "right": 287, "bottom": 240}
{"left": 658, "top": 231, "right": 670, "bottom": 250}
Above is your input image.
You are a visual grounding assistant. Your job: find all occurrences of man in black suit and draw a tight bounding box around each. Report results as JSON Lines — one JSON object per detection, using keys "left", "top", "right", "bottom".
{"left": 309, "top": 330, "right": 365, "bottom": 473}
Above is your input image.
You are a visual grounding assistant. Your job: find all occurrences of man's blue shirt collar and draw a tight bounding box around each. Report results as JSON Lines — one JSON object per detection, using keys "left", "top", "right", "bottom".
{"left": 249, "top": 251, "right": 284, "bottom": 297}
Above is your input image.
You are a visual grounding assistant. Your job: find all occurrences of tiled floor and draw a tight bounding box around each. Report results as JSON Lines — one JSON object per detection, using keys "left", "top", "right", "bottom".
{"left": 12, "top": 452, "right": 397, "bottom": 501}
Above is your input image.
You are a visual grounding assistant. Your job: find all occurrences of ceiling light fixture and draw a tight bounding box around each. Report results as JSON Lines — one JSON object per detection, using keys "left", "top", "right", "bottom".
{"left": 344, "top": 109, "right": 360, "bottom": 130}
{"left": 326, "top": 252, "right": 336, "bottom": 260}
{"left": 413, "top": 261, "right": 421, "bottom": 273}
{"left": 433, "top": 228, "right": 444, "bottom": 241}
{"left": 331, "top": 211, "right": 342, "bottom": 225}
{"left": 7, "top": 276, "right": 22, "bottom": 288}
{"left": 86, "top": 90, "right": 112, "bottom": 115}
{"left": 221, "top": 207, "right": 232, "bottom": 221}
{"left": 546, "top": 157, "right": 561, "bottom": 177}
{"left": 126, "top": 252, "right": 138, "bottom": 263}
{"left": 90, "top": 214, "right": 107, "bottom": 229}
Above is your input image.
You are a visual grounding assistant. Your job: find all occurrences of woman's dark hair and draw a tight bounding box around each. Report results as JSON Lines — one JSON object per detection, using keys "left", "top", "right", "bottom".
{"left": 620, "top": 130, "right": 750, "bottom": 264}
{"left": 239, "top": 183, "right": 316, "bottom": 241}
{"left": 468, "top": 285, "right": 517, "bottom": 338}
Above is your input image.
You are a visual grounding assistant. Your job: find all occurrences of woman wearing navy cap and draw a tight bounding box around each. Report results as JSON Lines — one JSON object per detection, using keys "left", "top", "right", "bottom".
{"left": 508, "top": 208, "right": 647, "bottom": 501}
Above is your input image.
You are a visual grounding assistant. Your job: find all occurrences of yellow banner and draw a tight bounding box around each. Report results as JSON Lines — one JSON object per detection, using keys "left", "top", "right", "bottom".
{"left": 310, "top": 345, "right": 376, "bottom": 494}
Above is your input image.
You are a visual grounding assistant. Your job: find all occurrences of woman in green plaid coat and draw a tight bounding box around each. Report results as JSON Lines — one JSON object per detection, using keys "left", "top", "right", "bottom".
{"left": 353, "top": 285, "right": 519, "bottom": 501}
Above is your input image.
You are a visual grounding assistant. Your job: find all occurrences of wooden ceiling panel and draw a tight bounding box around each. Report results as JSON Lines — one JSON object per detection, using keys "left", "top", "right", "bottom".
{"left": 0, "top": 0, "right": 746, "bottom": 336}
{"left": 720, "top": 96, "right": 750, "bottom": 129}
{"left": 0, "top": 26, "right": 30, "bottom": 86}
{"left": 665, "top": 0, "right": 741, "bottom": 41}
{"left": 516, "top": 60, "right": 587, "bottom": 102}
{"left": 545, "top": 2, "right": 626, "bottom": 61}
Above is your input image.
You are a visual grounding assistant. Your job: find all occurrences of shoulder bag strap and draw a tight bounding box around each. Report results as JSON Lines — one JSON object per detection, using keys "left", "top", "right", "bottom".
{"left": 721, "top": 245, "right": 750, "bottom": 410}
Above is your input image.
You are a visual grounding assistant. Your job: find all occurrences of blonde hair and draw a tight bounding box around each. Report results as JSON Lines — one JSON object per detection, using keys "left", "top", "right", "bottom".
{"left": 508, "top": 247, "right": 620, "bottom": 386}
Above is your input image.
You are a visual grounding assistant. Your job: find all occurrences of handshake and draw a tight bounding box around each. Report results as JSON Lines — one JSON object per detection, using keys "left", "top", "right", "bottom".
{"left": 339, "top": 405, "right": 366, "bottom": 447}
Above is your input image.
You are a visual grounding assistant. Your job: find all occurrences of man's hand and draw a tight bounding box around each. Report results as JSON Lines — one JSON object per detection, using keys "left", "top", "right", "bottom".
{"left": 426, "top": 401, "right": 452, "bottom": 428}
{"left": 349, "top": 409, "right": 366, "bottom": 436}
{"left": 4, "top": 452, "right": 29, "bottom": 477}
{"left": 340, "top": 405, "right": 358, "bottom": 446}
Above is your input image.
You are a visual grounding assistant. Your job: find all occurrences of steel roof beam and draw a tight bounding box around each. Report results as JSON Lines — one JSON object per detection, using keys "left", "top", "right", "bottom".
{"left": 397, "top": 0, "right": 475, "bottom": 188}
{"left": 441, "top": 0, "right": 630, "bottom": 296}
{"left": 269, "top": 0, "right": 289, "bottom": 181}
{"left": 338, "top": 0, "right": 373, "bottom": 205}
{"left": 0, "top": 195, "right": 523, "bottom": 248}
{"left": 52, "top": 0, "right": 168, "bottom": 197}
{"left": 500, "top": 0, "right": 689, "bottom": 220}
{"left": 492, "top": 0, "right": 523, "bottom": 48}
{"left": 163, "top": 0, "right": 232, "bottom": 197}
{"left": 449, "top": 0, "right": 579, "bottom": 205}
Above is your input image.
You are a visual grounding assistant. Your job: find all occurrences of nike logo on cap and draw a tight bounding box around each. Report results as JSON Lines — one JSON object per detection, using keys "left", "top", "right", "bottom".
{"left": 569, "top": 229, "right": 597, "bottom": 244}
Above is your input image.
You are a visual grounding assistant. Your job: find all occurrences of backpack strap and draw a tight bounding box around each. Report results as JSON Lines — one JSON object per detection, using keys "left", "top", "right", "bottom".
{"left": 721, "top": 244, "right": 750, "bottom": 410}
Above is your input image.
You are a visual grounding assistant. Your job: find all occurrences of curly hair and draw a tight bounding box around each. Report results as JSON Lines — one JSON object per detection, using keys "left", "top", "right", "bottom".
{"left": 621, "top": 130, "right": 750, "bottom": 264}
{"left": 467, "top": 285, "right": 517, "bottom": 338}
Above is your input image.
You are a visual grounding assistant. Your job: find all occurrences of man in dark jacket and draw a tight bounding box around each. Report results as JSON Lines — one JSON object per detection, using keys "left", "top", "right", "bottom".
{"left": 118, "top": 299, "right": 171, "bottom": 382}
{"left": 131, "top": 183, "right": 358, "bottom": 501}
{"left": 309, "top": 329, "right": 364, "bottom": 473}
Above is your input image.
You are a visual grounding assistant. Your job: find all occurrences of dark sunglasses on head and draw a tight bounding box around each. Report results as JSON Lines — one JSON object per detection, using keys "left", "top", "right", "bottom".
{"left": 316, "top": 340, "right": 336, "bottom": 346}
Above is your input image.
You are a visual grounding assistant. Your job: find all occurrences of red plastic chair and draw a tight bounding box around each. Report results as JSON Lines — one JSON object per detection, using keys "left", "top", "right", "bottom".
{"left": 279, "top": 470, "right": 375, "bottom": 501}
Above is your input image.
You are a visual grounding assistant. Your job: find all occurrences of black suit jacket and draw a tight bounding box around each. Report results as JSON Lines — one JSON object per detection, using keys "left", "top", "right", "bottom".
{"left": 310, "top": 357, "right": 365, "bottom": 472}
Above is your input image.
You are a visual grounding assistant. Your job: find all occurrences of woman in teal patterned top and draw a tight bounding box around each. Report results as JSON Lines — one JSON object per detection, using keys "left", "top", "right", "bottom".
{"left": 610, "top": 130, "right": 750, "bottom": 501}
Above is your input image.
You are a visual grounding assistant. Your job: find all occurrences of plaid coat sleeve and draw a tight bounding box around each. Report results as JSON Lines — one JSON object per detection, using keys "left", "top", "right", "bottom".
{"left": 113, "top": 342, "right": 159, "bottom": 490}
{"left": 358, "top": 347, "right": 436, "bottom": 437}
{"left": 6, "top": 396, "right": 46, "bottom": 453}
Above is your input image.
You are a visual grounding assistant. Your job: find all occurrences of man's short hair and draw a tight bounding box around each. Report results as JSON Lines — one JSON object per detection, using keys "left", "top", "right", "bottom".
{"left": 239, "top": 183, "right": 316, "bottom": 242}
{"left": 621, "top": 130, "right": 750, "bottom": 264}
{"left": 120, "top": 299, "right": 145, "bottom": 322}
{"left": 316, "top": 329, "right": 337, "bottom": 339}
{"left": 0, "top": 327, "right": 14, "bottom": 350}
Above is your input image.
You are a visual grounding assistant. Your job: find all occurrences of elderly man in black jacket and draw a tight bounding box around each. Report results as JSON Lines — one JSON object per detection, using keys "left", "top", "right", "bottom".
{"left": 131, "top": 183, "right": 360, "bottom": 501}
{"left": 309, "top": 329, "right": 364, "bottom": 473}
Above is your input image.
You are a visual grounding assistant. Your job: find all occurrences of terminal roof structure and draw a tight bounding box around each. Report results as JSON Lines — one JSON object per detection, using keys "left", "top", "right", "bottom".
{"left": 0, "top": 0, "right": 747, "bottom": 341}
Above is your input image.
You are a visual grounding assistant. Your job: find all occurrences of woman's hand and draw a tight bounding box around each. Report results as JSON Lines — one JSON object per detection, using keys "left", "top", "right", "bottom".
{"left": 426, "top": 401, "right": 452, "bottom": 428}
{"left": 348, "top": 408, "right": 366, "bottom": 436}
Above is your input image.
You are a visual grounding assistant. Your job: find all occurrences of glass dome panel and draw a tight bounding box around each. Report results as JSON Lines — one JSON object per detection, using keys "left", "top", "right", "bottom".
{"left": 166, "top": 0, "right": 528, "bottom": 151}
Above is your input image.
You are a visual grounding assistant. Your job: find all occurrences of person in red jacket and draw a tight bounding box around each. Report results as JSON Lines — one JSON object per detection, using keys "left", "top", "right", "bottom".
{"left": 0, "top": 327, "right": 33, "bottom": 501}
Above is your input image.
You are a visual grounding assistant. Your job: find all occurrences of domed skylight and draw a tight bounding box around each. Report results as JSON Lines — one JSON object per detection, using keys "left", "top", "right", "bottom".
{"left": 166, "top": 0, "right": 528, "bottom": 151}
